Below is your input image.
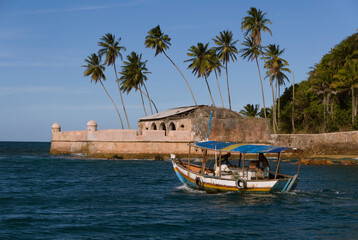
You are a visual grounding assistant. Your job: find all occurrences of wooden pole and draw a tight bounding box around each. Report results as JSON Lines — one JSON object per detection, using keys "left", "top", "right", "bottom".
{"left": 239, "top": 153, "right": 242, "bottom": 168}
{"left": 275, "top": 153, "right": 282, "bottom": 179}
{"left": 292, "top": 72, "right": 296, "bottom": 133}
{"left": 188, "top": 146, "right": 191, "bottom": 176}
{"left": 201, "top": 150, "right": 207, "bottom": 174}
{"left": 219, "top": 152, "right": 222, "bottom": 178}
{"left": 242, "top": 154, "right": 245, "bottom": 178}
{"left": 296, "top": 151, "right": 303, "bottom": 175}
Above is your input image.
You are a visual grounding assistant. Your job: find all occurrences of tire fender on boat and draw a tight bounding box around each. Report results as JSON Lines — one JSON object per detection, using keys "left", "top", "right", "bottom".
{"left": 236, "top": 178, "right": 247, "bottom": 189}
{"left": 195, "top": 177, "right": 204, "bottom": 190}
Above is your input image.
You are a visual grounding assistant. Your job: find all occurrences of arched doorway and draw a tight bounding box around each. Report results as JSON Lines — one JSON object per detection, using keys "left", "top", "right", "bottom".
{"left": 169, "top": 122, "right": 176, "bottom": 131}
{"left": 151, "top": 122, "right": 157, "bottom": 130}
{"left": 159, "top": 122, "right": 166, "bottom": 131}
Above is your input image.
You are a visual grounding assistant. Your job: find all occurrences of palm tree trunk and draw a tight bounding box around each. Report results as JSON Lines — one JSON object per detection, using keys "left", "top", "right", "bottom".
{"left": 352, "top": 87, "right": 355, "bottom": 124}
{"left": 255, "top": 57, "right": 266, "bottom": 118}
{"left": 139, "top": 88, "right": 159, "bottom": 113}
{"left": 204, "top": 76, "right": 216, "bottom": 107}
{"left": 143, "top": 83, "right": 153, "bottom": 115}
{"left": 225, "top": 61, "right": 231, "bottom": 110}
{"left": 323, "top": 94, "right": 326, "bottom": 133}
{"left": 139, "top": 86, "right": 147, "bottom": 116}
{"left": 163, "top": 51, "right": 197, "bottom": 105}
{"left": 214, "top": 69, "right": 224, "bottom": 108}
{"left": 354, "top": 87, "right": 358, "bottom": 120}
{"left": 99, "top": 80, "right": 124, "bottom": 129}
{"left": 114, "top": 63, "right": 130, "bottom": 129}
{"left": 278, "top": 83, "right": 281, "bottom": 127}
{"left": 270, "top": 76, "right": 276, "bottom": 134}
{"left": 292, "top": 72, "right": 295, "bottom": 133}
{"left": 275, "top": 78, "right": 279, "bottom": 131}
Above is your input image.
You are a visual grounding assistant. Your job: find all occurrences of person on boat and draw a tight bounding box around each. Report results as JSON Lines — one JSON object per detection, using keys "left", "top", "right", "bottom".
{"left": 259, "top": 153, "right": 270, "bottom": 178}
{"left": 219, "top": 152, "right": 233, "bottom": 167}
{"left": 214, "top": 152, "right": 232, "bottom": 175}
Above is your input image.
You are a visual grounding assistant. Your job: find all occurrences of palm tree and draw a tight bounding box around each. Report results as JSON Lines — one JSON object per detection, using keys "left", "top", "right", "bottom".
{"left": 98, "top": 33, "right": 129, "bottom": 128}
{"left": 209, "top": 50, "right": 225, "bottom": 107}
{"left": 119, "top": 52, "right": 153, "bottom": 116}
{"left": 240, "top": 104, "right": 260, "bottom": 117}
{"left": 274, "top": 69, "right": 291, "bottom": 125}
{"left": 145, "top": 25, "right": 197, "bottom": 105}
{"left": 240, "top": 37, "right": 266, "bottom": 118}
{"left": 213, "top": 30, "right": 239, "bottom": 110}
{"left": 265, "top": 44, "right": 291, "bottom": 133}
{"left": 333, "top": 60, "right": 358, "bottom": 123}
{"left": 241, "top": 7, "right": 273, "bottom": 103}
{"left": 185, "top": 43, "right": 216, "bottom": 106}
{"left": 241, "top": 7, "right": 272, "bottom": 47}
{"left": 82, "top": 53, "right": 124, "bottom": 129}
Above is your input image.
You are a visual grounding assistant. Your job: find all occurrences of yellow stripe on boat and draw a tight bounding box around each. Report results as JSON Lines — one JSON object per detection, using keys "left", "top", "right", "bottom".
{"left": 176, "top": 166, "right": 271, "bottom": 192}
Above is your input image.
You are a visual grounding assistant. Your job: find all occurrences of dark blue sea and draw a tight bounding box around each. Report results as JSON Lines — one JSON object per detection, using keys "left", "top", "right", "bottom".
{"left": 0, "top": 142, "right": 357, "bottom": 239}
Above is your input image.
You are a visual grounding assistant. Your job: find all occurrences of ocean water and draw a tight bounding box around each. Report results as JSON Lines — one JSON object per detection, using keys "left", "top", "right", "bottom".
{"left": 0, "top": 142, "right": 357, "bottom": 239}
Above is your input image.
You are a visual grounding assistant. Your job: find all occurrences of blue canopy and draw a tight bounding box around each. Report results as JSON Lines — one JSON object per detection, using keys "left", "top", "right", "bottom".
{"left": 192, "top": 141, "right": 297, "bottom": 154}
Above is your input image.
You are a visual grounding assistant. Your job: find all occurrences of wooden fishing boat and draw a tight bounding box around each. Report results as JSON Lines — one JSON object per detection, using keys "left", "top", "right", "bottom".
{"left": 171, "top": 141, "right": 303, "bottom": 193}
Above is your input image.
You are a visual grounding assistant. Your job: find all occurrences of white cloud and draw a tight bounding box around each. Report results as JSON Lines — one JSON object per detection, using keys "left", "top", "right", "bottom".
{"left": 0, "top": 29, "right": 42, "bottom": 40}
{"left": 20, "top": 1, "right": 145, "bottom": 15}
{"left": 26, "top": 103, "right": 142, "bottom": 111}
{"left": 0, "top": 87, "right": 59, "bottom": 96}
{"left": 0, "top": 59, "right": 79, "bottom": 68}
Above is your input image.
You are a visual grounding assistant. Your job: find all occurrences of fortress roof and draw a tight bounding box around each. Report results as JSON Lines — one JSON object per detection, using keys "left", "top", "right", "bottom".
{"left": 139, "top": 105, "right": 243, "bottom": 121}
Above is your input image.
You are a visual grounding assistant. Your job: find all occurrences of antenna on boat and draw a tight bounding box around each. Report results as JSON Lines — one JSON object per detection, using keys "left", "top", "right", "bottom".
{"left": 206, "top": 111, "right": 213, "bottom": 140}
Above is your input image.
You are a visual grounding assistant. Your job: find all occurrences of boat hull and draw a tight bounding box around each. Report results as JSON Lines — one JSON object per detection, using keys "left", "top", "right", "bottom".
{"left": 172, "top": 160, "right": 299, "bottom": 193}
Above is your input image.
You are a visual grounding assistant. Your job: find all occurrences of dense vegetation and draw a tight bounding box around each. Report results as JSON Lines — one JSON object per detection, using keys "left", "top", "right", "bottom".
{"left": 277, "top": 33, "right": 358, "bottom": 133}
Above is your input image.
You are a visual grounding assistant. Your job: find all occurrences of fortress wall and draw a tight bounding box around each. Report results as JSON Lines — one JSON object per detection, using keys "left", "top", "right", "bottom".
{"left": 272, "top": 131, "right": 358, "bottom": 156}
{"left": 192, "top": 117, "right": 271, "bottom": 143}
{"left": 87, "top": 141, "right": 191, "bottom": 158}
{"left": 88, "top": 129, "right": 138, "bottom": 141}
{"left": 50, "top": 124, "right": 192, "bottom": 158}
{"left": 52, "top": 131, "right": 87, "bottom": 141}
{"left": 50, "top": 131, "right": 88, "bottom": 155}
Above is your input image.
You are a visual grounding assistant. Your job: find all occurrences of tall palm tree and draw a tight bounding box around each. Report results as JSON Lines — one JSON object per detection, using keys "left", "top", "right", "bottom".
{"left": 119, "top": 52, "right": 152, "bottom": 116}
{"left": 241, "top": 7, "right": 272, "bottom": 47}
{"left": 241, "top": 7, "right": 273, "bottom": 104}
{"left": 98, "top": 33, "right": 130, "bottom": 128}
{"left": 82, "top": 53, "right": 124, "bottom": 129}
{"left": 213, "top": 30, "right": 239, "bottom": 110}
{"left": 240, "top": 37, "right": 266, "bottom": 118}
{"left": 185, "top": 43, "right": 216, "bottom": 106}
{"left": 333, "top": 60, "right": 358, "bottom": 123}
{"left": 209, "top": 49, "right": 225, "bottom": 107}
{"left": 274, "top": 69, "right": 291, "bottom": 125}
{"left": 265, "top": 44, "right": 291, "bottom": 133}
{"left": 145, "top": 25, "right": 197, "bottom": 105}
{"left": 240, "top": 104, "right": 260, "bottom": 117}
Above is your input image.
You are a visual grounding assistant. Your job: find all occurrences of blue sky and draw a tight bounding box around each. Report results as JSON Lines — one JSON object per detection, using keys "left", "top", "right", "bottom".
{"left": 0, "top": 0, "right": 357, "bottom": 141}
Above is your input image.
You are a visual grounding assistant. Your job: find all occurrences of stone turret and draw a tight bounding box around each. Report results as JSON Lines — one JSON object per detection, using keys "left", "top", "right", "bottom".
{"left": 52, "top": 123, "right": 61, "bottom": 133}
{"left": 87, "top": 120, "right": 97, "bottom": 131}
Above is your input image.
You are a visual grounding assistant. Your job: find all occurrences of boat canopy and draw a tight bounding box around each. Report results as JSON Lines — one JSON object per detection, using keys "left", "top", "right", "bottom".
{"left": 191, "top": 141, "right": 300, "bottom": 154}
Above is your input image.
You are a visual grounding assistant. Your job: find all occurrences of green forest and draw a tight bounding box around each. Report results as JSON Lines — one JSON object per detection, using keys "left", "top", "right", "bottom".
{"left": 275, "top": 32, "right": 358, "bottom": 134}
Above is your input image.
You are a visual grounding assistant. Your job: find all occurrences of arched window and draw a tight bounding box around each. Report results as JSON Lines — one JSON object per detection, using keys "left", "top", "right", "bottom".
{"left": 159, "top": 122, "right": 166, "bottom": 131}
{"left": 169, "top": 122, "right": 176, "bottom": 131}
{"left": 151, "top": 123, "right": 157, "bottom": 130}
{"left": 180, "top": 124, "right": 185, "bottom": 129}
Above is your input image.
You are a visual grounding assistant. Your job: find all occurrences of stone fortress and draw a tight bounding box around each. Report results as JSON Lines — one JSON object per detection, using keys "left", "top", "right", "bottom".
{"left": 50, "top": 105, "right": 358, "bottom": 158}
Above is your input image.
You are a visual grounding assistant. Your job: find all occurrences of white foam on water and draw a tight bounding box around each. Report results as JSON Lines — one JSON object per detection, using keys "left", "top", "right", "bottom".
{"left": 176, "top": 184, "right": 206, "bottom": 194}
